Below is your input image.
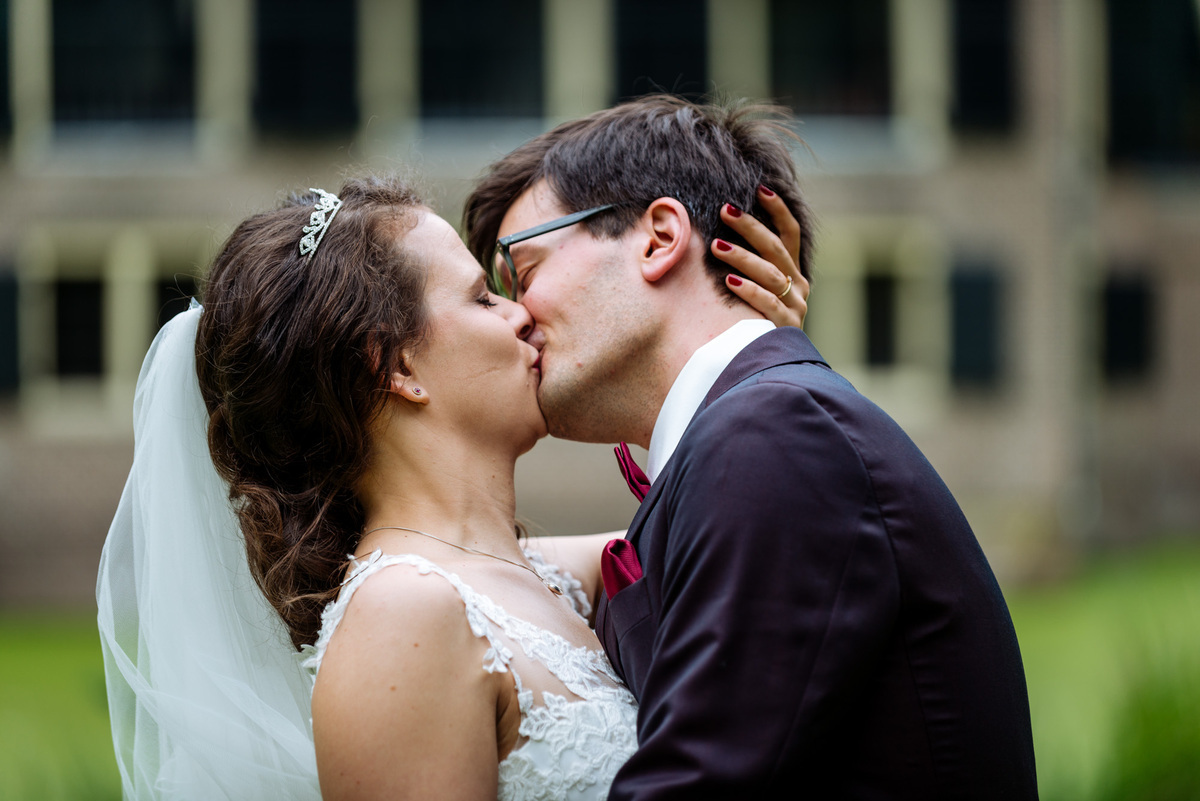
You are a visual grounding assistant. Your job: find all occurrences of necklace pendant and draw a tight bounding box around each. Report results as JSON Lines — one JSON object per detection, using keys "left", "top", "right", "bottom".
{"left": 546, "top": 581, "right": 564, "bottom": 596}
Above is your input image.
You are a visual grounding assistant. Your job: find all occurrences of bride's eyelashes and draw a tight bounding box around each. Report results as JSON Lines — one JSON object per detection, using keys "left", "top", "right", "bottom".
{"left": 478, "top": 293, "right": 498, "bottom": 308}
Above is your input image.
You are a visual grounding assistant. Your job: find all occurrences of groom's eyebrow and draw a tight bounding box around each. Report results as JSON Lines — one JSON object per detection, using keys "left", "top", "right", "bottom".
{"left": 508, "top": 239, "right": 547, "bottom": 268}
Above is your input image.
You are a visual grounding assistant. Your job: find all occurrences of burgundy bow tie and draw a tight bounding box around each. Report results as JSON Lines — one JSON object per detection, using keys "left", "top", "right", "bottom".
{"left": 614, "top": 442, "right": 650, "bottom": 502}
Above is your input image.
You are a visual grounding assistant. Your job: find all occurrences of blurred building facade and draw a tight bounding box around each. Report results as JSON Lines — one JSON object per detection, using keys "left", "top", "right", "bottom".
{"left": 0, "top": 0, "right": 1197, "bottom": 604}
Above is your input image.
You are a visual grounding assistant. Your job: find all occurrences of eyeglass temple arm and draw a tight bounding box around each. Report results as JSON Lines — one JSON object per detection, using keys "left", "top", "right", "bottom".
{"left": 496, "top": 204, "right": 616, "bottom": 247}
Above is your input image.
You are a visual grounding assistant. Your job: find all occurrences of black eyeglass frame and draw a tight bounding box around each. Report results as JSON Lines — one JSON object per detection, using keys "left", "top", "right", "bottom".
{"left": 490, "top": 204, "right": 617, "bottom": 301}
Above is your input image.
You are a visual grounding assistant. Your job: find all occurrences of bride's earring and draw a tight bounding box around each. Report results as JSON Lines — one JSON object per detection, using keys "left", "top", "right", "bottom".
{"left": 391, "top": 372, "right": 429, "bottom": 404}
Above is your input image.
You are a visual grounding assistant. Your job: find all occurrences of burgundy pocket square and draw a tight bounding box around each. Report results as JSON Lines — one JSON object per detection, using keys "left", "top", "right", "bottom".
{"left": 601, "top": 538, "right": 643, "bottom": 600}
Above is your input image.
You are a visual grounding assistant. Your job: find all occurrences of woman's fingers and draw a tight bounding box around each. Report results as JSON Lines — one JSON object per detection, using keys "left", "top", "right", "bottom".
{"left": 713, "top": 194, "right": 811, "bottom": 329}
{"left": 719, "top": 203, "right": 795, "bottom": 295}
{"left": 716, "top": 243, "right": 808, "bottom": 329}
{"left": 725, "top": 273, "right": 806, "bottom": 329}
{"left": 755, "top": 185, "right": 802, "bottom": 264}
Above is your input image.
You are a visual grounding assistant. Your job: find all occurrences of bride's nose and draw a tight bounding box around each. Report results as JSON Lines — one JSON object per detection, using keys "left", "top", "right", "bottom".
{"left": 494, "top": 295, "right": 534, "bottom": 340}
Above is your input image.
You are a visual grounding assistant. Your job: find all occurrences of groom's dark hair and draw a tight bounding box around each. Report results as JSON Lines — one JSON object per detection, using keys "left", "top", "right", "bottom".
{"left": 465, "top": 94, "right": 815, "bottom": 297}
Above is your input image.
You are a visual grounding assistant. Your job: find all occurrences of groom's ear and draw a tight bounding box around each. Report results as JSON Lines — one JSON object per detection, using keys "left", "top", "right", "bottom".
{"left": 637, "top": 197, "right": 692, "bottom": 284}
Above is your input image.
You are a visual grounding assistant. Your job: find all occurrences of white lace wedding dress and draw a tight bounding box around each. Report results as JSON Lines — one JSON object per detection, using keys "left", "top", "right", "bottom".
{"left": 304, "top": 550, "right": 639, "bottom": 800}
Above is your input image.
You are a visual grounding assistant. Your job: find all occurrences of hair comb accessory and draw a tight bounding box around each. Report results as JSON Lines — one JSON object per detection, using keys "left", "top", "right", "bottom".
{"left": 298, "top": 188, "right": 343, "bottom": 258}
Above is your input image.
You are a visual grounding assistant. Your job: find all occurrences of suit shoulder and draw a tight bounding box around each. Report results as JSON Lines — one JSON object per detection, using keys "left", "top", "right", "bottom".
{"left": 688, "top": 364, "right": 862, "bottom": 443}
{"left": 676, "top": 370, "right": 870, "bottom": 487}
{"left": 706, "top": 361, "right": 911, "bottom": 448}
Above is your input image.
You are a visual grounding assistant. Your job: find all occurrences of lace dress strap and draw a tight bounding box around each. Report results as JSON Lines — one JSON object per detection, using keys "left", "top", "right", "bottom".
{"left": 303, "top": 551, "right": 518, "bottom": 677}
{"left": 305, "top": 551, "right": 625, "bottom": 701}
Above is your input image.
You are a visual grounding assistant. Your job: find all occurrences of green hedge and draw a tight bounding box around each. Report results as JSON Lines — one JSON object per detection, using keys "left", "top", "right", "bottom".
{"left": 1, "top": 541, "right": 1198, "bottom": 800}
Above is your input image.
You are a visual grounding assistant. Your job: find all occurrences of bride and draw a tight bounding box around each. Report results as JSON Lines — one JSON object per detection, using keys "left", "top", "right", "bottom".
{"left": 97, "top": 174, "right": 806, "bottom": 800}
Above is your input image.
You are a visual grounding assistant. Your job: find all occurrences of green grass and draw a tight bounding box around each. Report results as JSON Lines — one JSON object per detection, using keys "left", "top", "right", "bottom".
{"left": 1008, "top": 541, "right": 1200, "bottom": 801}
{"left": 0, "top": 612, "right": 121, "bottom": 801}
{"left": 1, "top": 542, "right": 1197, "bottom": 800}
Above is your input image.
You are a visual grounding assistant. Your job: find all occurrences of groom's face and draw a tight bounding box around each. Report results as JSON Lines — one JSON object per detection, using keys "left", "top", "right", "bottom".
{"left": 495, "top": 182, "right": 655, "bottom": 443}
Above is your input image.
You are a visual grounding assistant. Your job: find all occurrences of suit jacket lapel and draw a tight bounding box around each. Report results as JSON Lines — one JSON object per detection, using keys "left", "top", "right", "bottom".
{"left": 600, "top": 330, "right": 828, "bottom": 679}
{"left": 702, "top": 327, "right": 828, "bottom": 409}
{"left": 628, "top": 328, "right": 828, "bottom": 542}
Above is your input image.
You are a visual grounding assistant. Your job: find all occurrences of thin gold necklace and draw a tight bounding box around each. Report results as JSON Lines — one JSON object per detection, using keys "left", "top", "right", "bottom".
{"left": 362, "top": 525, "right": 564, "bottom": 596}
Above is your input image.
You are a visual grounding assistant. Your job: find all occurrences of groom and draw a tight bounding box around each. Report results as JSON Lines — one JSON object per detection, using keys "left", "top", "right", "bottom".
{"left": 465, "top": 96, "right": 1038, "bottom": 799}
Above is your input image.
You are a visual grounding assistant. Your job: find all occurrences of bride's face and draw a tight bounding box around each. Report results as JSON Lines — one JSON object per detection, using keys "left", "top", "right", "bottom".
{"left": 401, "top": 211, "right": 547, "bottom": 452}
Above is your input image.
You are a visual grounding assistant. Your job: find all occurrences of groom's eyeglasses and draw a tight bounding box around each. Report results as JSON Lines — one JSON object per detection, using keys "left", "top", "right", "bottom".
{"left": 490, "top": 204, "right": 617, "bottom": 302}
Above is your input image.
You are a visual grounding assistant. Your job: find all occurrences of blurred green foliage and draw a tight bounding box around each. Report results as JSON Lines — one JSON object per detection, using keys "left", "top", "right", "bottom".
{"left": 1095, "top": 648, "right": 1200, "bottom": 801}
{"left": 1009, "top": 540, "right": 1200, "bottom": 801}
{"left": 0, "top": 541, "right": 1197, "bottom": 800}
{"left": 0, "top": 613, "right": 121, "bottom": 800}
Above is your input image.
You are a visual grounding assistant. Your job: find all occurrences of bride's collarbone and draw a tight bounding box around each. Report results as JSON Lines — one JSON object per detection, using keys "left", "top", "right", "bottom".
{"left": 444, "top": 558, "right": 588, "bottom": 632}
{"left": 359, "top": 549, "right": 591, "bottom": 642}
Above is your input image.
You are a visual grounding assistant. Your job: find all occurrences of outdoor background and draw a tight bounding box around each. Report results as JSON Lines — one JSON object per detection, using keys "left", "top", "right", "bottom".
{"left": 0, "top": 0, "right": 1198, "bottom": 798}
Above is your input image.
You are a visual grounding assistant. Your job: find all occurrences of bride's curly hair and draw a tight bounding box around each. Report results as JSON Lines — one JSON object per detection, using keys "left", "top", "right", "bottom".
{"left": 196, "top": 175, "right": 427, "bottom": 650}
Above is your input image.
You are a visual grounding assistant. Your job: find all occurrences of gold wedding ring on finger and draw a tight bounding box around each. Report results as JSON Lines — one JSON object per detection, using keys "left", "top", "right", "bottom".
{"left": 776, "top": 276, "right": 794, "bottom": 299}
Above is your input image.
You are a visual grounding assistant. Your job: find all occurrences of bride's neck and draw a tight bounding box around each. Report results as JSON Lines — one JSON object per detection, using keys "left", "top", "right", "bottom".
{"left": 357, "top": 435, "right": 521, "bottom": 558}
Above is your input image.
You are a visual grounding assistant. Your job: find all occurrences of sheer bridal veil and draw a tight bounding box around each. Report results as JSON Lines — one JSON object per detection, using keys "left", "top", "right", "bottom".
{"left": 96, "top": 303, "right": 321, "bottom": 800}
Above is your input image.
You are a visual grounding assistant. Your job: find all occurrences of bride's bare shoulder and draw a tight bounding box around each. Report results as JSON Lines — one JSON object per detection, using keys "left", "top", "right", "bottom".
{"left": 330, "top": 558, "right": 478, "bottom": 650}
{"left": 312, "top": 561, "right": 503, "bottom": 799}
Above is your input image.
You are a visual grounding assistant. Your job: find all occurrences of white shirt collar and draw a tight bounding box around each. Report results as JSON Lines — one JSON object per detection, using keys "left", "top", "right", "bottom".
{"left": 646, "top": 319, "right": 775, "bottom": 482}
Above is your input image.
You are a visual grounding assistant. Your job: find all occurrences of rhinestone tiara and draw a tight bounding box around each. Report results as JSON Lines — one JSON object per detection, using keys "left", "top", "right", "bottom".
{"left": 298, "top": 188, "right": 343, "bottom": 258}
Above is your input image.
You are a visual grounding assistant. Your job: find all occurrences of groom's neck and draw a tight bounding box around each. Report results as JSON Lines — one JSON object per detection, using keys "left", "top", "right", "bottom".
{"left": 624, "top": 286, "right": 765, "bottom": 449}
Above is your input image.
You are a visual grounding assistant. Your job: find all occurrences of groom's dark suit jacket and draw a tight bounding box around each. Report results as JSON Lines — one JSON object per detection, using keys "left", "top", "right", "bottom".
{"left": 595, "top": 328, "right": 1038, "bottom": 800}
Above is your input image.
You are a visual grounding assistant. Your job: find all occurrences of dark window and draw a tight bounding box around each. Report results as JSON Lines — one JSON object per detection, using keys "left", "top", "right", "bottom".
{"left": 53, "top": 0, "right": 195, "bottom": 123}
{"left": 55, "top": 279, "right": 104, "bottom": 377}
{"left": 770, "top": 0, "right": 891, "bottom": 115}
{"left": 951, "top": 0, "right": 1016, "bottom": 134}
{"left": 1107, "top": 0, "right": 1200, "bottom": 164}
{"left": 0, "top": 272, "right": 17, "bottom": 394}
{"left": 421, "top": 0, "right": 543, "bottom": 117}
{"left": 951, "top": 265, "right": 1002, "bottom": 386}
{"left": 255, "top": 0, "right": 357, "bottom": 133}
{"left": 864, "top": 272, "right": 896, "bottom": 366}
{"left": 1103, "top": 272, "right": 1154, "bottom": 382}
{"left": 615, "top": 0, "right": 707, "bottom": 101}
{"left": 157, "top": 275, "right": 198, "bottom": 330}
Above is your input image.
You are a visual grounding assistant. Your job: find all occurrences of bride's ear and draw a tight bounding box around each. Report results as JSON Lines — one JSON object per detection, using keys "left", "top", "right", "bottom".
{"left": 374, "top": 330, "right": 430, "bottom": 405}
{"left": 392, "top": 378, "right": 428, "bottom": 404}
{"left": 388, "top": 359, "right": 430, "bottom": 405}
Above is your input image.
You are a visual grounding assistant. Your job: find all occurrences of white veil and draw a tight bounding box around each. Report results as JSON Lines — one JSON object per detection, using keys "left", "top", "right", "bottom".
{"left": 96, "top": 302, "right": 321, "bottom": 800}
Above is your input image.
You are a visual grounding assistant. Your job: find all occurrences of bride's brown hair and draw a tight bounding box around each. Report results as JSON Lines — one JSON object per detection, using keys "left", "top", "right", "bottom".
{"left": 196, "top": 175, "right": 427, "bottom": 649}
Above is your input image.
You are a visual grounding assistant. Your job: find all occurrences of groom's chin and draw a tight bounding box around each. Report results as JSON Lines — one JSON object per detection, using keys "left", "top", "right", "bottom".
{"left": 537, "top": 382, "right": 605, "bottom": 443}
{"left": 536, "top": 388, "right": 571, "bottom": 440}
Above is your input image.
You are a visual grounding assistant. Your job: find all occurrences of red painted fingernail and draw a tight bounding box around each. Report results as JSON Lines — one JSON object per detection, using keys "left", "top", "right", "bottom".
{"left": 714, "top": 239, "right": 733, "bottom": 252}
{"left": 759, "top": 185, "right": 776, "bottom": 197}
{"left": 727, "top": 275, "right": 743, "bottom": 287}
{"left": 724, "top": 203, "right": 743, "bottom": 218}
